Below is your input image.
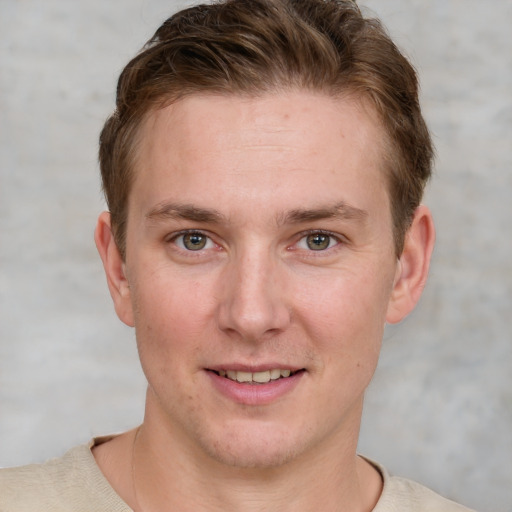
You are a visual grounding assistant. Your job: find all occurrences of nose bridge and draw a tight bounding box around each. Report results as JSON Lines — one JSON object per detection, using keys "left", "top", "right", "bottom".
{"left": 218, "top": 242, "right": 289, "bottom": 339}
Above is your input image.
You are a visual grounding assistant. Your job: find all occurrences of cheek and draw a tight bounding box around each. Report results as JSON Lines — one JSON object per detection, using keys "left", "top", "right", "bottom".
{"left": 133, "top": 266, "right": 215, "bottom": 324}
{"left": 291, "top": 265, "right": 392, "bottom": 390}
{"left": 295, "top": 267, "right": 391, "bottom": 337}
{"left": 130, "top": 275, "right": 213, "bottom": 370}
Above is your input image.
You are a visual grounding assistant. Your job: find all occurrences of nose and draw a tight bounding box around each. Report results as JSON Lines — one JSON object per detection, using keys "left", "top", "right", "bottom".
{"left": 216, "top": 247, "right": 291, "bottom": 341}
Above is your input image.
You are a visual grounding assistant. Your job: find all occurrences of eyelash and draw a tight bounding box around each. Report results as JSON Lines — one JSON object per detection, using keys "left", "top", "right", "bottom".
{"left": 167, "top": 229, "right": 343, "bottom": 254}
{"left": 168, "top": 230, "right": 217, "bottom": 252}
{"left": 294, "top": 230, "right": 343, "bottom": 253}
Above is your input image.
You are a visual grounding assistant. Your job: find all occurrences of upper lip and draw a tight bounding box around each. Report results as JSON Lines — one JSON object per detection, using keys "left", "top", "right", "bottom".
{"left": 207, "top": 364, "right": 304, "bottom": 373}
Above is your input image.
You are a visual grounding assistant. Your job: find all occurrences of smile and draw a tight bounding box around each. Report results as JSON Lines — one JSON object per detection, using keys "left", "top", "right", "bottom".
{"left": 207, "top": 367, "right": 305, "bottom": 404}
{"left": 214, "top": 369, "right": 300, "bottom": 384}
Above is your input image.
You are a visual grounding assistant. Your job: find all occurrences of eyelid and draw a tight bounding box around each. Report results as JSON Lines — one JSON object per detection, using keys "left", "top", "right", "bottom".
{"left": 293, "top": 229, "right": 345, "bottom": 251}
{"left": 166, "top": 228, "right": 345, "bottom": 252}
{"left": 167, "top": 229, "right": 217, "bottom": 250}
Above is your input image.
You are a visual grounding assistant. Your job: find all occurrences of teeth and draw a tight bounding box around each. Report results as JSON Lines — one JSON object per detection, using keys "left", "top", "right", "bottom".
{"left": 218, "top": 369, "right": 295, "bottom": 384}
{"left": 236, "top": 371, "right": 252, "bottom": 383}
{"left": 270, "top": 369, "right": 281, "bottom": 380}
{"left": 253, "top": 371, "right": 271, "bottom": 383}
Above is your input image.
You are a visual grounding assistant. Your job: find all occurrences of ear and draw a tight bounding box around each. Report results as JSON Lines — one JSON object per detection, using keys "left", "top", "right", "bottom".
{"left": 94, "top": 211, "right": 134, "bottom": 327}
{"left": 386, "top": 205, "right": 435, "bottom": 324}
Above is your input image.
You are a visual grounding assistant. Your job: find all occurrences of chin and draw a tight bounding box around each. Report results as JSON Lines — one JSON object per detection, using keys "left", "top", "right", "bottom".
{"left": 197, "top": 423, "right": 306, "bottom": 469}
{"left": 205, "top": 441, "right": 298, "bottom": 469}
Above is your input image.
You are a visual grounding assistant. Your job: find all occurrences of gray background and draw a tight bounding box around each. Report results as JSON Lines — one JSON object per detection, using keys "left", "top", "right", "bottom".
{"left": 0, "top": 1, "right": 511, "bottom": 511}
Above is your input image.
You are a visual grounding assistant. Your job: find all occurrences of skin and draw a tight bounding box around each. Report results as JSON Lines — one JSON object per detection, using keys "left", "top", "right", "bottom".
{"left": 94, "top": 90, "right": 435, "bottom": 511}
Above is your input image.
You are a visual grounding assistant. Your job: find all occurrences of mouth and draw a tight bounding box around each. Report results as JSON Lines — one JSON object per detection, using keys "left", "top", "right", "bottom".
{"left": 210, "top": 368, "right": 304, "bottom": 384}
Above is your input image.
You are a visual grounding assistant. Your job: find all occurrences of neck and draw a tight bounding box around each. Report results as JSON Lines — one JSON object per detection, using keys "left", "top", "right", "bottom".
{"left": 127, "top": 407, "right": 382, "bottom": 512}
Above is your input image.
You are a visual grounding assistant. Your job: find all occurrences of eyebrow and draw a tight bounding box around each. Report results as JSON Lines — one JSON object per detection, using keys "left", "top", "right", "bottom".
{"left": 145, "top": 200, "right": 368, "bottom": 226}
{"left": 279, "top": 201, "right": 368, "bottom": 225}
{"left": 146, "top": 202, "right": 227, "bottom": 224}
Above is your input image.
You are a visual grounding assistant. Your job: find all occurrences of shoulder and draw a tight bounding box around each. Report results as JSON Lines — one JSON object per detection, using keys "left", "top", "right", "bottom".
{"left": 0, "top": 440, "right": 131, "bottom": 512}
{"left": 367, "top": 458, "right": 477, "bottom": 512}
{"left": 377, "top": 474, "right": 476, "bottom": 512}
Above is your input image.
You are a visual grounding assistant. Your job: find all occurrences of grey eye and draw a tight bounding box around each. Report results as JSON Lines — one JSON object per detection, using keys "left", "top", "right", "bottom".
{"left": 182, "top": 233, "right": 208, "bottom": 250}
{"left": 306, "top": 233, "right": 331, "bottom": 250}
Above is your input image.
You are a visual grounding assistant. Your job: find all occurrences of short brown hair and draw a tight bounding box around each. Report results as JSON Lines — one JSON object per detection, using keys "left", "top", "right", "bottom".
{"left": 99, "top": 0, "right": 433, "bottom": 258}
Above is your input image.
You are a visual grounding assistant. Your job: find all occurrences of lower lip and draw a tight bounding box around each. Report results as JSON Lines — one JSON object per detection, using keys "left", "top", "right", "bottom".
{"left": 206, "top": 370, "right": 304, "bottom": 405}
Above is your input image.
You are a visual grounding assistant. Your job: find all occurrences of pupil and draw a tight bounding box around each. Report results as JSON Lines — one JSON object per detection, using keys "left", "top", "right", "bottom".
{"left": 307, "top": 234, "right": 330, "bottom": 250}
{"left": 184, "top": 233, "right": 206, "bottom": 250}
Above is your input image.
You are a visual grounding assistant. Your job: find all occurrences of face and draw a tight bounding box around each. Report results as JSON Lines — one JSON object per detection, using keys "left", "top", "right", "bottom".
{"left": 106, "top": 91, "right": 408, "bottom": 468}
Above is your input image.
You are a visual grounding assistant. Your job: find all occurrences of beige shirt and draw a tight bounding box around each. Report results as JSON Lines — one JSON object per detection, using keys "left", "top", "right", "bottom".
{"left": 0, "top": 437, "right": 475, "bottom": 512}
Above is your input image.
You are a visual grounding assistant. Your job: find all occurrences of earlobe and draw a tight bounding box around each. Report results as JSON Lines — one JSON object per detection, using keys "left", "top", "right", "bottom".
{"left": 386, "top": 205, "right": 435, "bottom": 324}
{"left": 94, "top": 212, "right": 135, "bottom": 327}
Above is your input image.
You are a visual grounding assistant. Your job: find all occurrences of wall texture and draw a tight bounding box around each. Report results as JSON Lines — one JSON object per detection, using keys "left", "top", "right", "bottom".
{"left": 1, "top": 1, "right": 511, "bottom": 511}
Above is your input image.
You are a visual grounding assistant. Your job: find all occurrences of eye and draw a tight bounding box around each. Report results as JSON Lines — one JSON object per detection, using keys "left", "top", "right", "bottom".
{"left": 297, "top": 232, "right": 340, "bottom": 251}
{"left": 174, "top": 232, "right": 214, "bottom": 251}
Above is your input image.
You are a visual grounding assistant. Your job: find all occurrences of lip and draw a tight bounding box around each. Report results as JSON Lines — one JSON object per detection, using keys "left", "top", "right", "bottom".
{"left": 205, "top": 367, "right": 305, "bottom": 406}
{"left": 208, "top": 363, "right": 302, "bottom": 373}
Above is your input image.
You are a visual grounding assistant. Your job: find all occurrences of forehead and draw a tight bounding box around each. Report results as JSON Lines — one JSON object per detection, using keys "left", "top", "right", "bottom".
{"left": 130, "top": 91, "right": 389, "bottom": 218}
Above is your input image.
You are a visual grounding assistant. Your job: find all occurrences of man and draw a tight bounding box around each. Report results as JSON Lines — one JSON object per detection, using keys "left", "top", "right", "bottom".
{"left": 0, "top": 0, "right": 475, "bottom": 510}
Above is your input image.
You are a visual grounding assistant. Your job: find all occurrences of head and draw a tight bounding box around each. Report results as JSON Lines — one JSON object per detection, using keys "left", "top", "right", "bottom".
{"left": 99, "top": 0, "right": 433, "bottom": 260}
{"left": 95, "top": 0, "right": 435, "bottom": 472}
